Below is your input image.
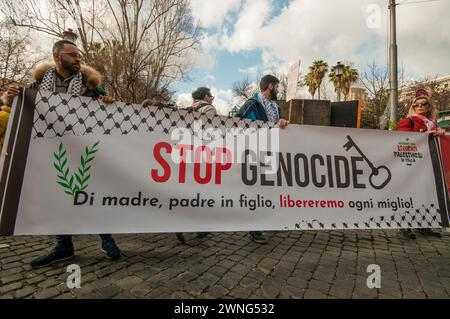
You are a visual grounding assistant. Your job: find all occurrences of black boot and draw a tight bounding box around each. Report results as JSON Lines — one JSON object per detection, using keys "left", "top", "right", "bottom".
{"left": 249, "top": 231, "right": 268, "bottom": 244}
{"left": 100, "top": 234, "right": 121, "bottom": 260}
{"left": 417, "top": 228, "right": 442, "bottom": 238}
{"left": 400, "top": 229, "right": 416, "bottom": 240}
{"left": 175, "top": 233, "right": 186, "bottom": 244}
{"left": 30, "top": 236, "right": 74, "bottom": 269}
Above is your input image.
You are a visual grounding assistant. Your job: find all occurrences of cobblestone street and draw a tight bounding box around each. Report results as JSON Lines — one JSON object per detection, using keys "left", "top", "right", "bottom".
{"left": 1, "top": 230, "right": 450, "bottom": 299}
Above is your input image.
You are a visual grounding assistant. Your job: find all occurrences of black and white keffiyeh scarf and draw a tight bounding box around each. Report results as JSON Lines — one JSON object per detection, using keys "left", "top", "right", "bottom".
{"left": 40, "top": 68, "right": 83, "bottom": 95}
{"left": 257, "top": 92, "right": 280, "bottom": 123}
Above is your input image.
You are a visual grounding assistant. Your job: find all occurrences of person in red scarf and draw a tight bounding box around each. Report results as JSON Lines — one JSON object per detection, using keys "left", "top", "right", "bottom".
{"left": 397, "top": 88, "right": 445, "bottom": 239}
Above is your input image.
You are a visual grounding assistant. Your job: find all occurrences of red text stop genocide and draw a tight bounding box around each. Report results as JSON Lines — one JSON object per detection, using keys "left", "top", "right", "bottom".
{"left": 151, "top": 142, "right": 232, "bottom": 185}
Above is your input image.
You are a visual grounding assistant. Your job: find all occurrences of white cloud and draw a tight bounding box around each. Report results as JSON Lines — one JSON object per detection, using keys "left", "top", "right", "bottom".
{"left": 238, "top": 65, "right": 258, "bottom": 75}
{"left": 176, "top": 93, "right": 193, "bottom": 108}
{"left": 176, "top": 86, "right": 242, "bottom": 116}
{"left": 210, "top": 87, "right": 236, "bottom": 115}
{"left": 205, "top": 0, "right": 450, "bottom": 79}
{"left": 190, "top": 0, "right": 242, "bottom": 29}
{"left": 221, "top": 0, "right": 273, "bottom": 53}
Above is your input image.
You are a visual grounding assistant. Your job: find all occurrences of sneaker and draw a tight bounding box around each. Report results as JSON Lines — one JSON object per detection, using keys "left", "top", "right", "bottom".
{"left": 196, "top": 232, "right": 210, "bottom": 239}
{"left": 417, "top": 228, "right": 442, "bottom": 238}
{"left": 101, "top": 239, "right": 121, "bottom": 260}
{"left": 249, "top": 231, "right": 268, "bottom": 244}
{"left": 30, "top": 246, "right": 74, "bottom": 269}
{"left": 400, "top": 229, "right": 416, "bottom": 240}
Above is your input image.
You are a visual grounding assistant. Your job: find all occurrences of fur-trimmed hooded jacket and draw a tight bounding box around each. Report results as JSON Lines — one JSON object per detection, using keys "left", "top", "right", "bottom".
{"left": 30, "top": 63, "right": 107, "bottom": 98}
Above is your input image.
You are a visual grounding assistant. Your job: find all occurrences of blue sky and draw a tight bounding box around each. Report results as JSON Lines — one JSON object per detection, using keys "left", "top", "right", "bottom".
{"left": 174, "top": 0, "right": 450, "bottom": 115}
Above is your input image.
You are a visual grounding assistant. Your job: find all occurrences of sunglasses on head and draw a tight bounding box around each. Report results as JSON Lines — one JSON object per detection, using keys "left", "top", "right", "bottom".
{"left": 413, "top": 102, "right": 430, "bottom": 108}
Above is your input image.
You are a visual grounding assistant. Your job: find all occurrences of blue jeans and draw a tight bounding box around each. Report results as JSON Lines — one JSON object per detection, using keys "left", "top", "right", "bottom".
{"left": 56, "top": 234, "right": 113, "bottom": 249}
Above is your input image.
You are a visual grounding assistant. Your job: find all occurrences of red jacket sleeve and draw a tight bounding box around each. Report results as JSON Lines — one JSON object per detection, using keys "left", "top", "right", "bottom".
{"left": 397, "top": 118, "right": 412, "bottom": 132}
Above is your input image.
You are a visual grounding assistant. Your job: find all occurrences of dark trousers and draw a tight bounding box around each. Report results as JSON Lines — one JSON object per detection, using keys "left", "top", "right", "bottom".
{"left": 56, "top": 234, "right": 113, "bottom": 248}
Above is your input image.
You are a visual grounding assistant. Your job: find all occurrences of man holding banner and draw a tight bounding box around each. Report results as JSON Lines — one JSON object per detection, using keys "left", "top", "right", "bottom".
{"left": 3, "top": 40, "right": 121, "bottom": 268}
{"left": 237, "top": 74, "right": 289, "bottom": 244}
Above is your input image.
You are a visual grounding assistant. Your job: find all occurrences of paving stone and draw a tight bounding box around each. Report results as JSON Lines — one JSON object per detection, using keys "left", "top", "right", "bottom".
{"left": 220, "top": 271, "right": 245, "bottom": 290}
{"left": 228, "top": 285, "right": 254, "bottom": 299}
{"left": 282, "top": 285, "right": 306, "bottom": 299}
{"left": 206, "top": 285, "right": 229, "bottom": 298}
{"left": 239, "top": 277, "right": 260, "bottom": 289}
{"left": 247, "top": 270, "right": 266, "bottom": 282}
{"left": 308, "top": 279, "right": 331, "bottom": 294}
{"left": 2, "top": 262, "right": 23, "bottom": 270}
{"left": 34, "top": 287, "right": 60, "bottom": 299}
{"left": 54, "top": 293, "right": 76, "bottom": 299}
{"left": 1, "top": 273, "right": 24, "bottom": 285}
{"left": 170, "top": 291, "right": 193, "bottom": 299}
{"left": 15, "top": 286, "right": 37, "bottom": 299}
{"left": 115, "top": 276, "right": 144, "bottom": 290}
{"left": 402, "top": 289, "right": 427, "bottom": 299}
{"left": 37, "top": 279, "right": 60, "bottom": 289}
{"left": 97, "top": 285, "right": 121, "bottom": 298}
{"left": 1, "top": 255, "right": 22, "bottom": 264}
{"left": 303, "top": 289, "right": 328, "bottom": 299}
{"left": 261, "top": 278, "right": 280, "bottom": 298}
{"left": 1, "top": 232, "right": 449, "bottom": 299}
{"left": 184, "top": 279, "right": 209, "bottom": 297}
{"left": 0, "top": 281, "right": 23, "bottom": 294}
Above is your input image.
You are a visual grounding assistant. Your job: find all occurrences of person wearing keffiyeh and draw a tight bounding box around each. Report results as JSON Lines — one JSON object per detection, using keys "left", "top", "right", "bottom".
{"left": 236, "top": 74, "right": 289, "bottom": 244}
{"left": 2, "top": 40, "right": 113, "bottom": 105}
{"left": 3, "top": 40, "right": 120, "bottom": 268}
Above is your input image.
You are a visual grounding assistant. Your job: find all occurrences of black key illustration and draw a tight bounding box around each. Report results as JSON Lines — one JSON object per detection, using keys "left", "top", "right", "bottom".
{"left": 343, "top": 135, "right": 391, "bottom": 190}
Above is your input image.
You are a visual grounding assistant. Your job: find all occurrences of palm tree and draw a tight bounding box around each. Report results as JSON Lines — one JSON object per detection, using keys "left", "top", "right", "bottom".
{"left": 329, "top": 64, "right": 359, "bottom": 101}
{"left": 304, "top": 72, "right": 317, "bottom": 99}
{"left": 342, "top": 66, "right": 359, "bottom": 101}
{"left": 328, "top": 66, "right": 341, "bottom": 95}
{"left": 310, "top": 60, "right": 329, "bottom": 100}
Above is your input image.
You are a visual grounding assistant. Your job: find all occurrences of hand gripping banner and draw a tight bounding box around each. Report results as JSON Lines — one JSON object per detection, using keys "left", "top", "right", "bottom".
{"left": 0, "top": 89, "right": 449, "bottom": 235}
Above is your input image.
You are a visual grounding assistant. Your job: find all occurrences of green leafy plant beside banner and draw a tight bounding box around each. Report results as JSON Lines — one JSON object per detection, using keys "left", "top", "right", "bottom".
{"left": 53, "top": 141, "right": 100, "bottom": 198}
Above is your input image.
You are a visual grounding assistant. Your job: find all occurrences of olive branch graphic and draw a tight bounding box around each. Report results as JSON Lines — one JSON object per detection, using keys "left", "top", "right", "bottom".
{"left": 53, "top": 141, "right": 100, "bottom": 198}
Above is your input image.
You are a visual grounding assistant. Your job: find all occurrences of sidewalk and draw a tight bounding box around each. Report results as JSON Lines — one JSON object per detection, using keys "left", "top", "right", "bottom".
{"left": 1, "top": 230, "right": 449, "bottom": 299}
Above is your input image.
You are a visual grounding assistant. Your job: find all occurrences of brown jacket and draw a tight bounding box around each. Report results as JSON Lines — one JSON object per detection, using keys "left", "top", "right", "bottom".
{"left": 31, "top": 63, "right": 105, "bottom": 97}
{"left": 192, "top": 100, "right": 217, "bottom": 116}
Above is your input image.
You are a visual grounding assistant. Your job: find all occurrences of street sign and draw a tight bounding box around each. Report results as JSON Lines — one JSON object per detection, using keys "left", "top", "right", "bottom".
{"left": 286, "top": 60, "right": 301, "bottom": 102}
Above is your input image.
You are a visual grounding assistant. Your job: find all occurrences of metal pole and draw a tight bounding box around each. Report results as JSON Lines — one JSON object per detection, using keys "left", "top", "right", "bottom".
{"left": 389, "top": 0, "right": 398, "bottom": 125}
{"left": 338, "top": 77, "right": 342, "bottom": 102}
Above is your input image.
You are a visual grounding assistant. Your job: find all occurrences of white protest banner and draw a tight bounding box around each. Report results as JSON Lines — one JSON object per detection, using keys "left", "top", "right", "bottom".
{"left": 286, "top": 60, "right": 301, "bottom": 102}
{"left": 0, "top": 90, "right": 448, "bottom": 235}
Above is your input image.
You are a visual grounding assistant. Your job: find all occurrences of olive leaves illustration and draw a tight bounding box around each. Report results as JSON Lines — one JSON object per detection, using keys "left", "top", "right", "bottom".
{"left": 53, "top": 141, "right": 99, "bottom": 198}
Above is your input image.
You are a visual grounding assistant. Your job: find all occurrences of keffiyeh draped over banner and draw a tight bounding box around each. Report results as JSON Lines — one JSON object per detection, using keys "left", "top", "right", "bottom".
{"left": 0, "top": 89, "right": 448, "bottom": 236}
